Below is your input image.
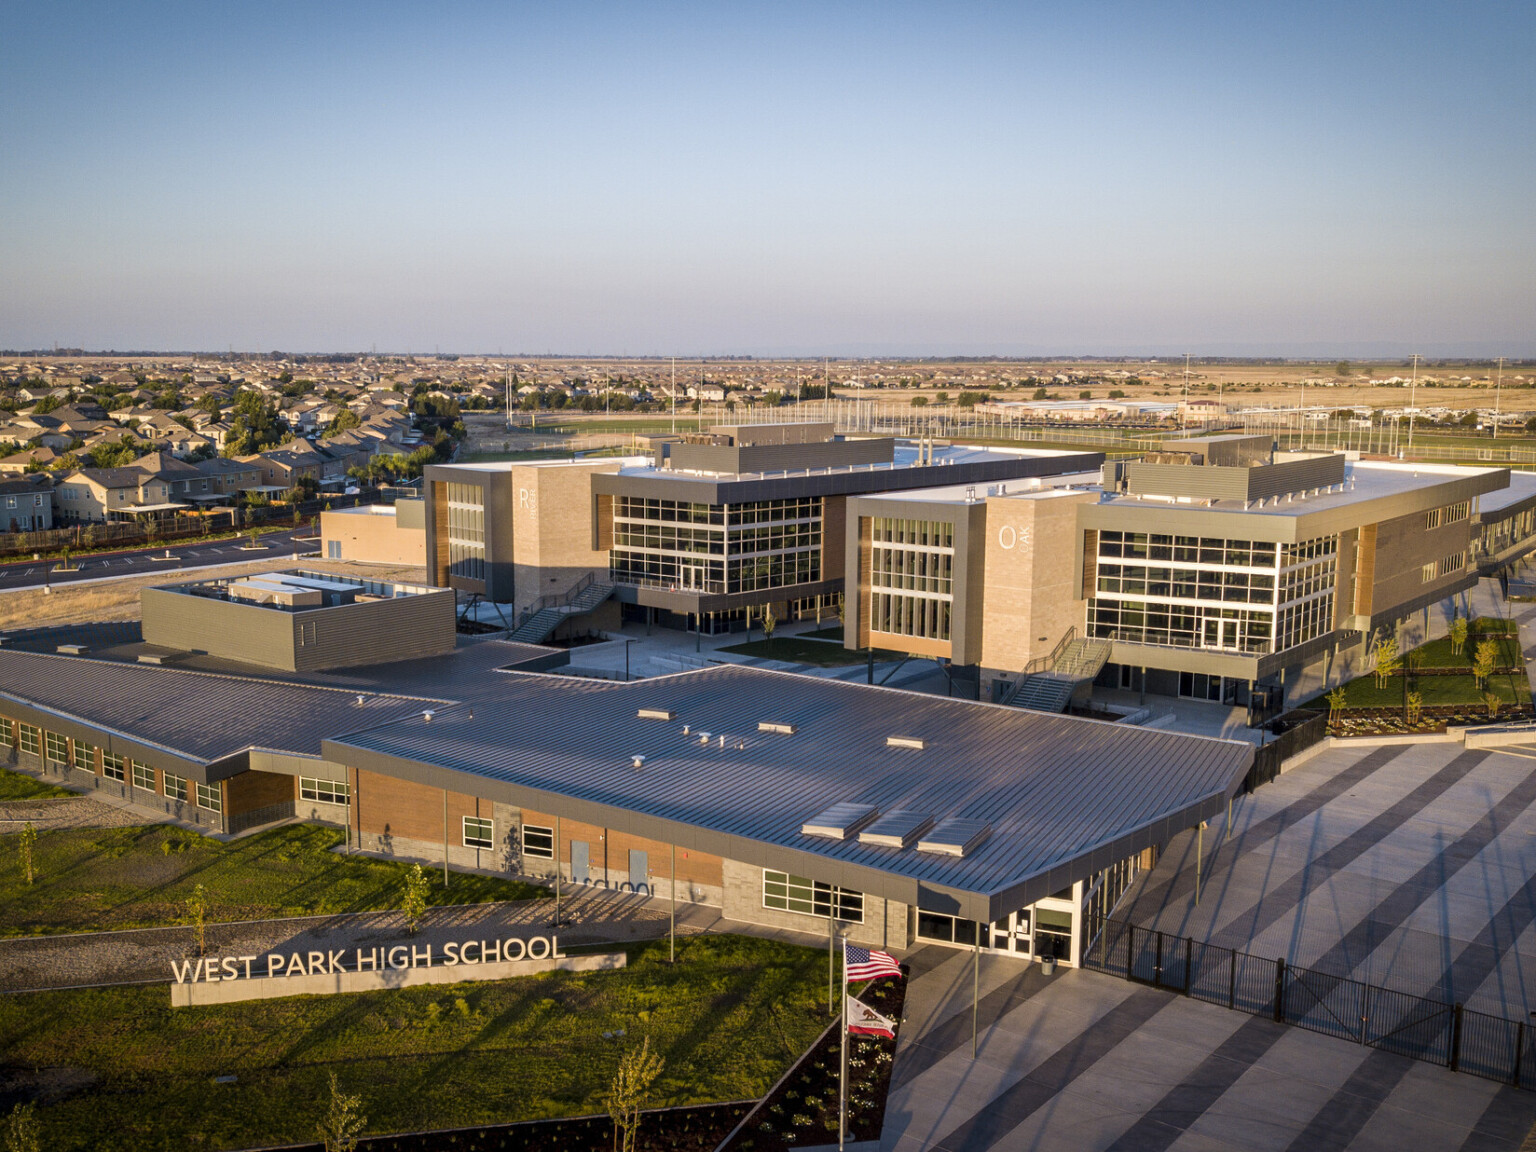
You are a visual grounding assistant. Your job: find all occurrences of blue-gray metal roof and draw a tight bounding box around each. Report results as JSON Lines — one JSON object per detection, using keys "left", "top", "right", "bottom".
{"left": 0, "top": 649, "right": 444, "bottom": 771}
{"left": 326, "top": 664, "right": 1253, "bottom": 918}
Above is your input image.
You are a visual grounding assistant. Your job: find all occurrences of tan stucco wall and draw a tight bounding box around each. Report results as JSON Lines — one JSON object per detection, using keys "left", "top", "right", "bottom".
{"left": 320, "top": 506, "right": 425, "bottom": 567}
{"left": 979, "top": 490, "right": 1095, "bottom": 677}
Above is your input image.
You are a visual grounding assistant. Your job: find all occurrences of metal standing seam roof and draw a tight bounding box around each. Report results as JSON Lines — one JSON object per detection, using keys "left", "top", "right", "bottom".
{"left": 0, "top": 649, "right": 447, "bottom": 767}
{"left": 325, "top": 664, "right": 1254, "bottom": 918}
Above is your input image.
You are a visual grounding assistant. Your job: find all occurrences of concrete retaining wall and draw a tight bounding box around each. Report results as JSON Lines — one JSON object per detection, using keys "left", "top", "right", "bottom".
{"left": 171, "top": 950, "right": 625, "bottom": 1007}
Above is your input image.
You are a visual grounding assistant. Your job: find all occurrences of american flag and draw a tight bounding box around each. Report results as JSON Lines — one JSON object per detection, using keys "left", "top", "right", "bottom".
{"left": 845, "top": 944, "right": 902, "bottom": 982}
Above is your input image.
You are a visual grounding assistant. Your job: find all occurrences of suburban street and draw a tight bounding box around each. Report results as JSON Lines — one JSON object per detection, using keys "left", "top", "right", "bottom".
{"left": 0, "top": 529, "right": 314, "bottom": 592}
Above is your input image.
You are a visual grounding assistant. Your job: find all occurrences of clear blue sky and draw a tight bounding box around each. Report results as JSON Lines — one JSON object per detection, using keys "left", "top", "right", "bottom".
{"left": 2, "top": 1, "right": 1531, "bottom": 356}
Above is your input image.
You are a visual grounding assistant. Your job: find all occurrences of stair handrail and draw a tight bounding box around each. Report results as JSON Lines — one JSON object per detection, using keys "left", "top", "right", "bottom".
{"left": 511, "top": 571, "right": 602, "bottom": 630}
{"left": 999, "top": 626, "right": 1077, "bottom": 705}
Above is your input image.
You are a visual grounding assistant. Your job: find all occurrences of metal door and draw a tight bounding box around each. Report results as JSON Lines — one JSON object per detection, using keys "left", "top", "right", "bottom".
{"left": 629, "top": 849, "right": 649, "bottom": 895}
{"left": 570, "top": 840, "right": 590, "bottom": 883}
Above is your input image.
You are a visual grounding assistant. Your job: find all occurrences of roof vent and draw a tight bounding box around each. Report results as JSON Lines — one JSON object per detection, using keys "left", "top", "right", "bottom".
{"left": 917, "top": 818, "right": 992, "bottom": 857}
{"left": 858, "top": 811, "right": 935, "bottom": 849}
{"left": 631, "top": 755, "right": 645, "bottom": 769}
{"left": 758, "top": 721, "right": 796, "bottom": 735}
{"left": 355, "top": 694, "right": 366, "bottom": 706}
{"left": 638, "top": 708, "right": 675, "bottom": 721}
{"left": 802, "top": 802, "right": 879, "bottom": 840}
{"left": 697, "top": 731, "right": 712, "bottom": 744}
{"left": 422, "top": 709, "right": 435, "bottom": 723}
{"left": 682, "top": 725, "right": 691, "bottom": 736}
{"left": 56, "top": 644, "right": 88, "bottom": 656}
{"left": 886, "top": 736, "right": 925, "bottom": 750}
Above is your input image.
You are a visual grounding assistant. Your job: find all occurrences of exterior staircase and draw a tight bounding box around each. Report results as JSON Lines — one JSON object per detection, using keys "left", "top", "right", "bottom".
{"left": 506, "top": 575, "right": 614, "bottom": 645}
{"left": 1001, "top": 635, "right": 1114, "bottom": 714}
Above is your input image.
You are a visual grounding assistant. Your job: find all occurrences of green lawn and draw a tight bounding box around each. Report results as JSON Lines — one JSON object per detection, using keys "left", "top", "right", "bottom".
{"left": 0, "top": 764, "right": 73, "bottom": 800}
{"left": 718, "top": 635, "right": 904, "bottom": 667}
{"left": 0, "top": 935, "right": 828, "bottom": 1152}
{"left": 1330, "top": 671, "right": 1529, "bottom": 710}
{"left": 1410, "top": 630, "right": 1520, "bottom": 671}
{"left": 0, "top": 824, "right": 547, "bottom": 936}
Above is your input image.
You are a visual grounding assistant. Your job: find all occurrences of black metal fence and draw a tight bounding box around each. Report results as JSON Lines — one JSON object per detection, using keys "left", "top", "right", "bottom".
{"left": 1244, "top": 710, "right": 1329, "bottom": 793}
{"left": 1087, "top": 919, "right": 1535, "bottom": 1089}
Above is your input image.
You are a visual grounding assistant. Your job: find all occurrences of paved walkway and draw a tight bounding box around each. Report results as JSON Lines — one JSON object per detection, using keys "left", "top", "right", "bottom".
{"left": 1113, "top": 738, "right": 1536, "bottom": 1020}
{"left": 0, "top": 795, "right": 145, "bottom": 831}
{"left": 880, "top": 948, "right": 1536, "bottom": 1151}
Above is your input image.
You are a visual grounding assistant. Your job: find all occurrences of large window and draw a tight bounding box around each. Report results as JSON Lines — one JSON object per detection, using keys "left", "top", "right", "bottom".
{"left": 610, "top": 496, "right": 822, "bottom": 595}
{"left": 762, "top": 870, "right": 864, "bottom": 923}
{"left": 522, "top": 824, "right": 554, "bottom": 859}
{"left": 445, "top": 482, "right": 486, "bottom": 581}
{"left": 44, "top": 732, "right": 70, "bottom": 766}
{"left": 196, "top": 782, "right": 222, "bottom": 813}
{"left": 131, "top": 761, "right": 155, "bottom": 791}
{"left": 463, "top": 816, "right": 494, "bottom": 849}
{"left": 163, "top": 773, "right": 188, "bottom": 802}
{"left": 105, "top": 752, "right": 129, "bottom": 779}
{"left": 1088, "top": 530, "right": 1336, "bottom": 655}
{"left": 18, "top": 724, "right": 40, "bottom": 756}
{"left": 300, "top": 777, "right": 350, "bottom": 805}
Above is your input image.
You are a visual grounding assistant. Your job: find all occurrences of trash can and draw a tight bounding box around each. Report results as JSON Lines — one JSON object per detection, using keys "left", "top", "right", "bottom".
{"left": 1041, "top": 955, "right": 1056, "bottom": 976}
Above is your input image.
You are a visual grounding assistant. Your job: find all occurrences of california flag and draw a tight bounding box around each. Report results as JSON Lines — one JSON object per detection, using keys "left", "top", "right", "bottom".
{"left": 845, "top": 996, "right": 896, "bottom": 1038}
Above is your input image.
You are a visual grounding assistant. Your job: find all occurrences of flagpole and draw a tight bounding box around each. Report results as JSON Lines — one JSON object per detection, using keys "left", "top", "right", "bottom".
{"left": 839, "top": 937, "right": 848, "bottom": 1152}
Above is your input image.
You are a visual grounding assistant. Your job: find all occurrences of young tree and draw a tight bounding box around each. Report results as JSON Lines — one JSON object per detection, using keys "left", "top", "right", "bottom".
{"left": 401, "top": 862, "right": 431, "bottom": 934}
{"left": 1406, "top": 691, "right": 1424, "bottom": 727}
{"left": 1372, "top": 635, "right": 1401, "bottom": 690}
{"left": 4, "top": 1102, "right": 41, "bottom": 1152}
{"left": 909, "top": 395, "right": 928, "bottom": 408}
{"left": 1325, "top": 686, "right": 1348, "bottom": 723}
{"left": 185, "top": 883, "right": 208, "bottom": 957}
{"left": 1449, "top": 615, "right": 1469, "bottom": 657}
{"left": 606, "top": 1036, "right": 665, "bottom": 1152}
{"left": 1473, "top": 638, "right": 1499, "bottom": 689}
{"left": 1485, "top": 690, "right": 1503, "bottom": 720}
{"left": 762, "top": 605, "right": 777, "bottom": 640}
{"left": 17, "top": 822, "right": 37, "bottom": 886}
{"left": 315, "top": 1071, "right": 367, "bottom": 1152}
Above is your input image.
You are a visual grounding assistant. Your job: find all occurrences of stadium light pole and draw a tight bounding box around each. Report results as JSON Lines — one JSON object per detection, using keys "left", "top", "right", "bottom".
{"left": 1494, "top": 357, "right": 1506, "bottom": 439}
{"left": 1182, "top": 353, "right": 1191, "bottom": 431}
{"left": 1408, "top": 353, "right": 1422, "bottom": 449}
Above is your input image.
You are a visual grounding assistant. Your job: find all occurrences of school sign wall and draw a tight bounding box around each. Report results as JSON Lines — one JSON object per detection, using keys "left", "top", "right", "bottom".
{"left": 168, "top": 935, "right": 626, "bottom": 1007}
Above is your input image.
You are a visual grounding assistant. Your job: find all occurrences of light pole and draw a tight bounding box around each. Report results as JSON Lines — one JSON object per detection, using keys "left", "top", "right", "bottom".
{"left": 1495, "top": 356, "right": 1506, "bottom": 439}
{"left": 1182, "top": 353, "right": 1191, "bottom": 431}
{"left": 1408, "top": 353, "right": 1421, "bottom": 449}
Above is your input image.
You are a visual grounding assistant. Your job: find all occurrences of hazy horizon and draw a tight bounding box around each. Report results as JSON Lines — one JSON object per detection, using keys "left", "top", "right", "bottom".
{"left": 3, "top": 2, "right": 1532, "bottom": 356}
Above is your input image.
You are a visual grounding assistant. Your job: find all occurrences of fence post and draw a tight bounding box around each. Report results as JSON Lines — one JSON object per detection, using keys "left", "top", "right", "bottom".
{"left": 1450, "top": 1003, "right": 1463, "bottom": 1072}
{"left": 1273, "top": 958, "right": 1287, "bottom": 1023}
{"left": 1184, "top": 936, "right": 1193, "bottom": 996}
{"left": 1228, "top": 948, "right": 1237, "bottom": 1010}
{"left": 1515, "top": 1020, "right": 1526, "bottom": 1088}
{"left": 1154, "top": 931, "right": 1164, "bottom": 988}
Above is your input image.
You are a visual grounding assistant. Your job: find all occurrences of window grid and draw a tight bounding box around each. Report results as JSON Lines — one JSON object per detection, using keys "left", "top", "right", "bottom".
{"left": 44, "top": 732, "right": 70, "bottom": 765}
{"left": 762, "top": 870, "right": 864, "bottom": 923}
{"left": 522, "top": 824, "right": 555, "bottom": 859}
{"left": 610, "top": 496, "right": 823, "bottom": 594}
{"left": 164, "top": 773, "right": 188, "bottom": 802}
{"left": 463, "top": 816, "right": 494, "bottom": 849}
{"left": 300, "top": 777, "right": 350, "bottom": 805}
{"left": 195, "top": 782, "right": 222, "bottom": 813}
{"left": 18, "top": 724, "right": 40, "bottom": 756}
{"left": 132, "top": 762, "right": 155, "bottom": 791}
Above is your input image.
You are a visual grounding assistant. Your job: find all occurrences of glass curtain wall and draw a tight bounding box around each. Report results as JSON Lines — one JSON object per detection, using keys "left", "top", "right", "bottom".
{"left": 609, "top": 496, "right": 821, "bottom": 595}
{"left": 867, "top": 516, "right": 955, "bottom": 642}
{"left": 445, "top": 482, "right": 486, "bottom": 581}
{"left": 1088, "top": 530, "right": 1338, "bottom": 655}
